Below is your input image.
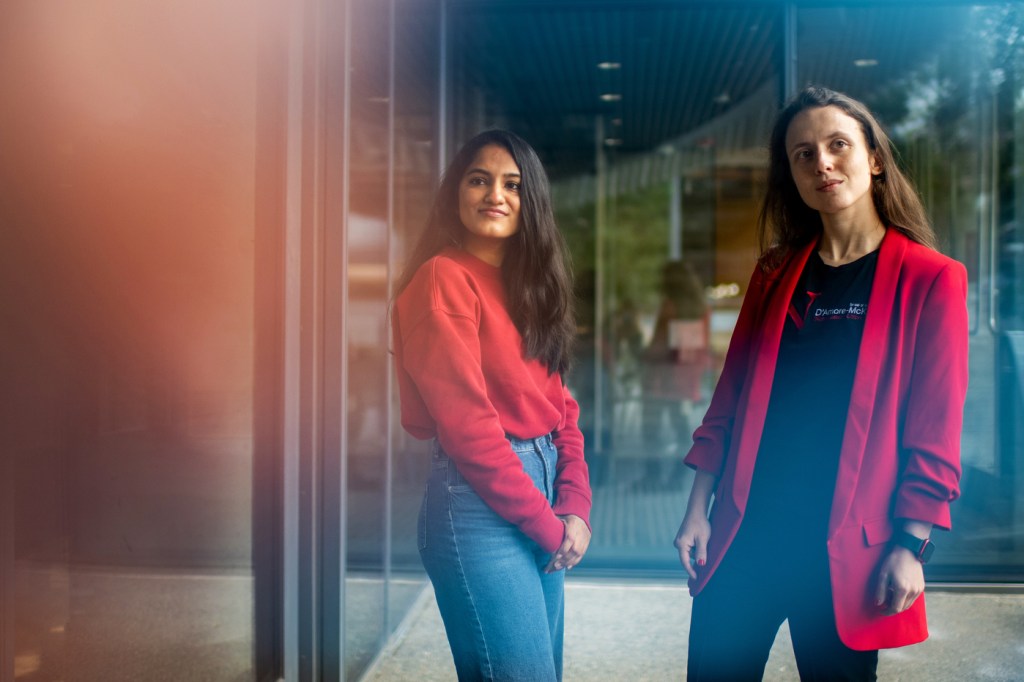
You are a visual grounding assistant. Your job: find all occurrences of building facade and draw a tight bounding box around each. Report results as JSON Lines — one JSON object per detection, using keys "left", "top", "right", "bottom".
{"left": 3, "top": 0, "right": 1022, "bottom": 680}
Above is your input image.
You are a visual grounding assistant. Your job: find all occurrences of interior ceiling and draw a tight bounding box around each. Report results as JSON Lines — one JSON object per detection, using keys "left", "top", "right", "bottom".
{"left": 446, "top": 1, "right": 968, "bottom": 181}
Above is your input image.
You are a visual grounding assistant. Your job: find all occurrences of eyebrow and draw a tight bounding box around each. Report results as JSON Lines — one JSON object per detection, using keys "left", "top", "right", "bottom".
{"left": 465, "top": 167, "right": 521, "bottom": 178}
{"left": 787, "top": 130, "right": 854, "bottom": 151}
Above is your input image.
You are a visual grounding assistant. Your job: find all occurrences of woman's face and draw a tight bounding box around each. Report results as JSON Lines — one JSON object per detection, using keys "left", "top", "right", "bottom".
{"left": 458, "top": 144, "right": 521, "bottom": 266}
{"left": 784, "top": 105, "right": 882, "bottom": 222}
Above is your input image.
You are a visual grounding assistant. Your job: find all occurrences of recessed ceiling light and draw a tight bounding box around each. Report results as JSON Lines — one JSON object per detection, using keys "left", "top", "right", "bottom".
{"left": 597, "top": 61, "right": 621, "bottom": 70}
{"left": 600, "top": 93, "right": 622, "bottom": 102}
{"left": 854, "top": 58, "right": 879, "bottom": 67}
{"left": 604, "top": 138, "right": 623, "bottom": 147}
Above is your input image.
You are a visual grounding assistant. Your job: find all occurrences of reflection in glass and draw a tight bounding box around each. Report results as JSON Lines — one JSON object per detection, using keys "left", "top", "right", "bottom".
{"left": 448, "top": 3, "right": 778, "bottom": 568}
{"left": 798, "top": 2, "right": 1024, "bottom": 580}
{"left": 446, "top": 1, "right": 1023, "bottom": 579}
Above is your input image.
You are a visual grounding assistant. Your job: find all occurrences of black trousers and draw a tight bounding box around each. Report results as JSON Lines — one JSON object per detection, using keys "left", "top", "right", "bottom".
{"left": 687, "top": 538, "right": 878, "bottom": 682}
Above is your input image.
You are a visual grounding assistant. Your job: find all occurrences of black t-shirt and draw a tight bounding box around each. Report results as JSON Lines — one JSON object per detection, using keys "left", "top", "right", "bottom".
{"left": 732, "top": 248, "right": 879, "bottom": 556}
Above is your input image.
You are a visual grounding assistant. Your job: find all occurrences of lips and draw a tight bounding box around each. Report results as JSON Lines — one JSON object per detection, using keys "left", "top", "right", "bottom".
{"left": 480, "top": 208, "right": 508, "bottom": 217}
{"left": 818, "top": 179, "right": 842, "bottom": 191}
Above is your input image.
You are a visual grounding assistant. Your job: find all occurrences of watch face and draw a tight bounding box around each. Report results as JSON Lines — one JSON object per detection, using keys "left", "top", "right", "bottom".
{"left": 919, "top": 541, "right": 935, "bottom": 563}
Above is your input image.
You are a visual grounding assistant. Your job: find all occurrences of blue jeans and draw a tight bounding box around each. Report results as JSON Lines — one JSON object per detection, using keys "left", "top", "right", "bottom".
{"left": 418, "top": 435, "right": 564, "bottom": 682}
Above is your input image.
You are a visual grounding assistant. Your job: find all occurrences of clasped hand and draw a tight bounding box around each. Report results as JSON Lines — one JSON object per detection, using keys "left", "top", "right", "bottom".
{"left": 545, "top": 514, "right": 591, "bottom": 573}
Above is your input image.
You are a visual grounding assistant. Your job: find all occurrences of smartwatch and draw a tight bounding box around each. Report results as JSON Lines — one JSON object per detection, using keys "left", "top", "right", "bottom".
{"left": 892, "top": 529, "right": 935, "bottom": 563}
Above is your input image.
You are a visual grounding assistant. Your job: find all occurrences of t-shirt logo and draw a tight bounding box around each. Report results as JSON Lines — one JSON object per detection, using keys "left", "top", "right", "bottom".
{"left": 787, "top": 290, "right": 821, "bottom": 330}
{"left": 813, "top": 301, "right": 868, "bottom": 321}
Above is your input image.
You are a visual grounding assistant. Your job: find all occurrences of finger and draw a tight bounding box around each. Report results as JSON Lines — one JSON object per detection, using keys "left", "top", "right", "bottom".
{"left": 886, "top": 592, "right": 914, "bottom": 615}
{"left": 896, "top": 586, "right": 922, "bottom": 614}
{"left": 679, "top": 541, "right": 697, "bottom": 580}
{"left": 693, "top": 535, "right": 708, "bottom": 569}
{"left": 885, "top": 584, "right": 912, "bottom": 614}
{"left": 545, "top": 550, "right": 566, "bottom": 573}
{"left": 874, "top": 572, "right": 890, "bottom": 607}
{"left": 562, "top": 542, "right": 585, "bottom": 567}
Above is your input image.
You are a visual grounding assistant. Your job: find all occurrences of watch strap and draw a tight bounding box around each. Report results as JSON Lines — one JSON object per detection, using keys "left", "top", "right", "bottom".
{"left": 892, "top": 529, "right": 935, "bottom": 563}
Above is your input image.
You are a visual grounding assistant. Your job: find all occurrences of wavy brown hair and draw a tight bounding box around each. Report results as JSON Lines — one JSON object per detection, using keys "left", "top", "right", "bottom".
{"left": 757, "top": 86, "right": 937, "bottom": 269}
{"left": 394, "top": 130, "right": 575, "bottom": 375}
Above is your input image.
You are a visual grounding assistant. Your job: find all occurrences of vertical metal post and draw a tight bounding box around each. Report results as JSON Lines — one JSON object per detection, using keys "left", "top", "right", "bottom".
{"left": 282, "top": 1, "right": 308, "bottom": 676}
{"left": 593, "top": 117, "right": 607, "bottom": 456}
{"left": 781, "top": 2, "right": 798, "bottom": 104}
{"left": 669, "top": 174, "right": 683, "bottom": 261}
{"left": 336, "top": 0, "right": 353, "bottom": 675}
{"left": 1, "top": 451, "right": 12, "bottom": 682}
{"left": 282, "top": 0, "right": 330, "bottom": 676}
{"left": 437, "top": 0, "right": 449, "bottom": 175}
{"left": 382, "top": 0, "right": 397, "bottom": 644}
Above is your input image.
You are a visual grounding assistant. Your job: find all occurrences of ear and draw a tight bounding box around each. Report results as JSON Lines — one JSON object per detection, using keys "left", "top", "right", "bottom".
{"left": 870, "top": 152, "right": 883, "bottom": 176}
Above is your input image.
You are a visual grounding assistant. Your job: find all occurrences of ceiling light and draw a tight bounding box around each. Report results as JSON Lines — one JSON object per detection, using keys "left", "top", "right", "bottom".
{"left": 854, "top": 58, "right": 879, "bottom": 67}
{"left": 597, "top": 61, "right": 621, "bottom": 70}
{"left": 600, "top": 93, "right": 622, "bottom": 102}
{"left": 713, "top": 92, "right": 731, "bottom": 104}
{"left": 604, "top": 138, "right": 623, "bottom": 147}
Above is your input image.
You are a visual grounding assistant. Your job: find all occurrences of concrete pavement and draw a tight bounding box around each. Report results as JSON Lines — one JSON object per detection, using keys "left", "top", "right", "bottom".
{"left": 363, "top": 579, "right": 1024, "bottom": 681}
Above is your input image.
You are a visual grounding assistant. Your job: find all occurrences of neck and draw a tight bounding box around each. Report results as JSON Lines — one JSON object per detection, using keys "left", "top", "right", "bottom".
{"left": 818, "top": 213, "right": 886, "bottom": 266}
{"left": 461, "top": 238, "right": 505, "bottom": 267}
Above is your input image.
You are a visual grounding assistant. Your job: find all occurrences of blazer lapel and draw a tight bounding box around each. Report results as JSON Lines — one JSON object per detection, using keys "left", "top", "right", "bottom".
{"left": 828, "top": 229, "right": 908, "bottom": 534}
{"left": 730, "top": 242, "right": 816, "bottom": 510}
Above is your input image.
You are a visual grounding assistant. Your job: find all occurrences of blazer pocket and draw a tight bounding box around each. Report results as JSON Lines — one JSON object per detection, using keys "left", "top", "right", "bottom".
{"left": 861, "top": 517, "right": 894, "bottom": 547}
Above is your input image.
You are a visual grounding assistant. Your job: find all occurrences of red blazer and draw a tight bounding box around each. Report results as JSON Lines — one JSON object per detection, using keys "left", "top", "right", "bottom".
{"left": 685, "top": 229, "right": 969, "bottom": 650}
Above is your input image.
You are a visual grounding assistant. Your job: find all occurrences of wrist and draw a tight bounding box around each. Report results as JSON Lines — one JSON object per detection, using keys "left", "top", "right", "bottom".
{"left": 891, "top": 529, "right": 935, "bottom": 563}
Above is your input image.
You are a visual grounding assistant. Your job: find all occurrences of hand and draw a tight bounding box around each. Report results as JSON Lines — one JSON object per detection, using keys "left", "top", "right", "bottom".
{"left": 545, "top": 515, "right": 591, "bottom": 573}
{"left": 874, "top": 547, "right": 925, "bottom": 615}
{"left": 674, "top": 512, "right": 710, "bottom": 580}
{"left": 674, "top": 469, "right": 715, "bottom": 580}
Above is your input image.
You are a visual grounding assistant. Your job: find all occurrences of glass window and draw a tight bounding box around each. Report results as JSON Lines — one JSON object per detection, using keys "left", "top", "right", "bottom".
{"left": 389, "top": 0, "right": 438, "bottom": 624}
{"left": 445, "top": 1, "right": 1023, "bottom": 579}
{"left": 344, "top": 0, "right": 392, "bottom": 676}
{"left": 797, "top": 1, "right": 1024, "bottom": 581}
{"left": 447, "top": 2, "right": 780, "bottom": 569}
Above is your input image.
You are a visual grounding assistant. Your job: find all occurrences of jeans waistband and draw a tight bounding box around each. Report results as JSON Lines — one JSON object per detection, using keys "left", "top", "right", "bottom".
{"left": 431, "top": 433, "right": 554, "bottom": 461}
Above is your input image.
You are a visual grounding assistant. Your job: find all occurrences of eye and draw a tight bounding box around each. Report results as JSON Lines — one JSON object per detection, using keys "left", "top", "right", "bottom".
{"left": 505, "top": 180, "right": 521, "bottom": 192}
{"left": 832, "top": 139, "right": 850, "bottom": 150}
{"left": 793, "top": 149, "right": 812, "bottom": 161}
{"left": 467, "top": 176, "right": 488, "bottom": 186}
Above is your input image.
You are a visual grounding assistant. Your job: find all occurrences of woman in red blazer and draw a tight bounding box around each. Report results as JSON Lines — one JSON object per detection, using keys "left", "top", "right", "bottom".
{"left": 674, "top": 87, "right": 969, "bottom": 680}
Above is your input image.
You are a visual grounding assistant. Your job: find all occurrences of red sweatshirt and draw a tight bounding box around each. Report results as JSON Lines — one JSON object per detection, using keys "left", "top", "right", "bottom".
{"left": 394, "top": 247, "right": 591, "bottom": 553}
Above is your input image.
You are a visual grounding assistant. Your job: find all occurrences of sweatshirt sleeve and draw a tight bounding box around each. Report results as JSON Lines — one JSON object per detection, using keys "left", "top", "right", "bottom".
{"left": 894, "top": 261, "right": 969, "bottom": 529}
{"left": 551, "top": 384, "right": 592, "bottom": 527}
{"left": 398, "top": 267, "right": 567, "bottom": 553}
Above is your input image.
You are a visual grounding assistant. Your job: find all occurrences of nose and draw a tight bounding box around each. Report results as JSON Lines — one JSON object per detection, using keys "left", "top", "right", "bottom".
{"left": 815, "top": 149, "right": 834, "bottom": 173}
{"left": 484, "top": 181, "right": 505, "bottom": 203}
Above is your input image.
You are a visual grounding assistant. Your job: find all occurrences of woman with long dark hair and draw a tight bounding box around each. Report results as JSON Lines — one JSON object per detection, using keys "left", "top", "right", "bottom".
{"left": 674, "top": 87, "right": 968, "bottom": 680}
{"left": 393, "top": 129, "right": 591, "bottom": 681}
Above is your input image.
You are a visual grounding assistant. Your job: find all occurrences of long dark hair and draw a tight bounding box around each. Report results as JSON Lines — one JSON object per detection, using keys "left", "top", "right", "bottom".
{"left": 757, "top": 86, "right": 937, "bottom": 269}
{"left": 395, "top": 129, "right": 575, "bottom": 375}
